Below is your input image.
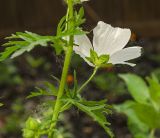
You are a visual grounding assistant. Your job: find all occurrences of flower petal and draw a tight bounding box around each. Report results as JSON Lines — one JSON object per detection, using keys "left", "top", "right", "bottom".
{"left": 74, "top": 35, "right": 93, "bottom": 57}
{"left": 93, "top": 21, "right": 131, "bottom": 55}
{"left": 108, "top": 47, "right": 142, "bottom": 66}
{"left": 74, "top": 35, "right": 94, "bottom": 66}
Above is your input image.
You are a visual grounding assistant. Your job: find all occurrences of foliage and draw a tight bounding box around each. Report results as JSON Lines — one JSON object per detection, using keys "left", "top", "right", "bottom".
{"left": 0, "top": 31, "right": 55, "bottom": 61}
{"left": 25, "top": 70, "right": 113, "bottom": 137}
{"left": 27, "top": 81, "right": 58, "bottom": 99}
{"left": 0, "top": 6, "right": 86, "bottom": 61}
{"left": 23, "top": 108, "right": 73, "bottom": 138}
{"left": 114, "top": 73, "right": 160, "bottom": 138}
{"left": 92, "top": 72, "right": 126, "bottom": 94}
{"left": 0, "top": 60, "right": 22, "bottom": 85}
{"left": 62, "top": 84, "right": 113, "bottom": 137}
{"left": 0, "top": 99, "right": 28, "bottom": 135}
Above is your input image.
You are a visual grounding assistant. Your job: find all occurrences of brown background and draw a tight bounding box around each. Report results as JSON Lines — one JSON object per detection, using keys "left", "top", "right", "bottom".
{"left": 0, "top": 0, "right": 160, "bottom": 38}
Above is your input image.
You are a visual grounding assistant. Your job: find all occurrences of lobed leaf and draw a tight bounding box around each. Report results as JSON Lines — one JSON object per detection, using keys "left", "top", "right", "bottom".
{"left": 27, "top": 82, "right": 58, "bottom": 99}
{"left": 66, "top": 98, "right": 114, "bottom": 138}
{"left": 0, "top": 31, "right": 55, "bottom": 61}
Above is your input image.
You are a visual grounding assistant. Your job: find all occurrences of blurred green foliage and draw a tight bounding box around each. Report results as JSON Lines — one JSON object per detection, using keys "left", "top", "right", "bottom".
{"left": 1, "top": 99, "right": 27, "bottom": 135}
{"left": 92, "top": 72, "right": 126, "bottom": 95}
{"left": 114, "top": 73, "right": 160, "bottom": 138}
{"left": 0, "top": 60, "right": 22, "bottom": 85}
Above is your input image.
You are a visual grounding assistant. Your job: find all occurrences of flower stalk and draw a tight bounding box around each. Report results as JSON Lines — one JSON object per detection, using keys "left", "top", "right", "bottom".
{"left": 77, "top": 67, "right": 98, "bottom": 93}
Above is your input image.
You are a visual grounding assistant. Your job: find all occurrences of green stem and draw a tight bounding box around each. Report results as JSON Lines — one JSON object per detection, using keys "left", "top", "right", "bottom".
{"left": 149, "top": 129, "right": 155, "bottom": 138}
{"left": 48, "top": 0, "right": 74, "bottom": 137}
{"left": 77, "top": 67, "right": 98, "bottom": 93}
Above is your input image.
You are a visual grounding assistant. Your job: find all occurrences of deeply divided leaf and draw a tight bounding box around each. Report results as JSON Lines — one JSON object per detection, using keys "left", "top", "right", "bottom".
{"left": 0, "top": 31, "right": 55, "bottom": 61}
{"left": 67, "top": 98, "right": 114, "bottom": 138}
{"left": 27, "top": 82, "right": 58, "bottom": 98}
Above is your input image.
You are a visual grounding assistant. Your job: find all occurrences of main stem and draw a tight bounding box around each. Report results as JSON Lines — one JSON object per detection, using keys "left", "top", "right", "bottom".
{"left": 49, "top": 0, "right": 74, "bottom": 137}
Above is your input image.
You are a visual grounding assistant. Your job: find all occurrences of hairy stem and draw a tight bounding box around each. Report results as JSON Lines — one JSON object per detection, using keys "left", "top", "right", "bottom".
{"left": 48, "top": 0, "right": 74, "bottom": 137}
{"left": 77, "top": 67, "right": 98, "bottom": 93}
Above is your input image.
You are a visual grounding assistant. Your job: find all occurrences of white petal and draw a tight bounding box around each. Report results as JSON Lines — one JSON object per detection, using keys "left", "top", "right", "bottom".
{"left": 93, "top": 21, "right": 131, "bottom": 55}
{"left": 74, "top": 35, "right": 93, "bottom": 57}
{"left": 108, "top": 47, "right": 142, "bottom": 66}
{"left": 74, "top": 35, "right": 94, "bottom": 67}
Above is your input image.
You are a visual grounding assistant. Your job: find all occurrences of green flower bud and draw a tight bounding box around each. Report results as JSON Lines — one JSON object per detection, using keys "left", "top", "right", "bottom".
{"left": 25, "top": 117, "right": 39, "bottom": 130}
{"left": 23, "top": 129, "right": 35, "bottom": 138}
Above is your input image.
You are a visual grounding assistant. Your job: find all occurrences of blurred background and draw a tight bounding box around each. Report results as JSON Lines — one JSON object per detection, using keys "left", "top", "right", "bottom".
{"left": 0, "top": 0, "right": 160, "bottom": 138}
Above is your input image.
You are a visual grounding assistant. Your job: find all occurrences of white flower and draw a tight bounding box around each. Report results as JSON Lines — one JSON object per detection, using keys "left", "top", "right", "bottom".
{"left": 74, "top": 21, "right": 142, "bottom": 67}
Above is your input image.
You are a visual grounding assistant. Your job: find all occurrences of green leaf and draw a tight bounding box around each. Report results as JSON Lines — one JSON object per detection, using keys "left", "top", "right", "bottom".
{"left": 44, "top": 81, "right": 58, "bottom": 96}
{"left": 0, "top": 46, "right": 20, "bottom": 61}
{"left": 119, "top": 74, "right": 150, "bottom": 104}
{"left": 57, "top": 16, "right": 66, "bottom": 35}
{"left": 51, "top": 75, "right": 60, "bottom": 83}
{"left": 132, "top": 103, "right": 160, "bottom": 129}
{"left": 134, "top": 133, "right": 148, "bottom": 138}
{"left": 75, "top": 7, "right": 86, "bottom": 27}
{"left": 1, "top": 31, "right": 55, "bottom": 61}
{"left": 27, "top": 82, "right": 58, "bottom": 98}
{"left": 147, "top": 75, "right": 160, "bottom": 110}
{"left": 114, "top": 101, "right": 149, "bottom": 137}
{"left": 68, "top": 98, "right": 113, "bottom": 138}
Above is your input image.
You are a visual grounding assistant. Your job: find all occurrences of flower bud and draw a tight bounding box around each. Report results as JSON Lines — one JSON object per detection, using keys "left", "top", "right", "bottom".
{"left": 25, "top": 117, "right": 39, "bottom": 130}
{"left": 23, "top": 129, "right": 35, "bottom": 138}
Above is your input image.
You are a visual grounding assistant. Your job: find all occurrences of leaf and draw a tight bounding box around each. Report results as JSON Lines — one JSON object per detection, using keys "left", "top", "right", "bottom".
{"left": 132, "top": 103, "right": 160, "bottom": 129}
{"left": 27, "top": 88, "right": 52, "bottom": 99}
{"left": 51, "top": 75, "right": 60, "bottom": 83}
{"left": 68, "top": 98, "right": 114, "bottom": 138}
{"left": 75, "top": 7, "right": 86, "bottom": 27}
{"left": 119, "top": 74, "right": 150, "bottom": 104}
{"left": 147, "top": 75, "right": 160, "bottom": 110}
{"left": 27, "top": 82, "right": 58, "bottom": 98}
{"left": 44, "top": 81, "right": 58, "bottom": 96}
{"left": 134, "top": 133, "right": 148, "bottom": 138}
{"left": 0, "top": 31, "right": 55, "bottom": 60}
{"left": 114, "top": 101, "right": 149, "bottom": 137}
{"left": 0, "top": 46, "right": 20, "bottom": 61}
{"left": 57, "top": 16, "right": 66, "bottom": 35}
